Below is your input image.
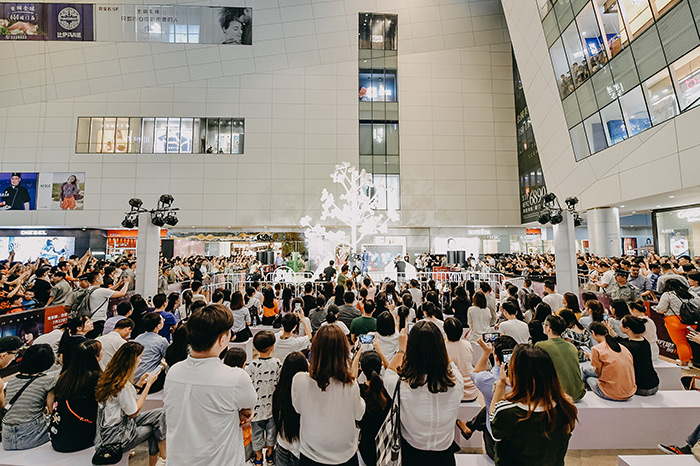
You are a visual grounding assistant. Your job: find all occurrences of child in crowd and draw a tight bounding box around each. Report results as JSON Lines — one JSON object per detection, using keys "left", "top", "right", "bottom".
{"left": 247, "top": 331, "right": 282, "bottom": 466}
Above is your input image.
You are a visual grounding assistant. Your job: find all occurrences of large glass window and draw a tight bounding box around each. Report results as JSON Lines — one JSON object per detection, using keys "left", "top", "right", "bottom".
{"left": 563, "top": 93, "right": 583, "bottom": 127}
{"left": 619, "top": 0, "right": 654, "bottom": 40}
{"left": 577, "top": 3, "right": 608, "bottom": 74}
{"left": 610, "top": 48, "right": 639, "bottom": 95}
{"left": 632, "top": 25, "right": 666, "bottom": 81}
{"left": 555, "top": 0, "right": 575, "bottom": 30}
{"left": 551, "top": 39, "right": 575, "bottom": 98}
{"left": 657, "top": 1, "right": 700, "bottom": 63}
{"left": 584, "top": 112, "right": 608, "bottom": 153}
{"left": 619, "top": 86, "right": 652, "bottom": 135}
{"left": 595, "top": 0, "right": 628, "bottom": 58}
{"left": 359, "top": 70, "right": 397, "bottom": 102}
{"left": 600, "top": 101, "right": 628, "bottom": 145}
{"left": 570, "top": 123, "right": 591, "bottom": 160}
{"left": 543, "top": 10, "right": 561, "bottom": 46}
{"left": 591, "top": 64, "right": 616, "bottom": 108}
{"left": 562, "top": 22, "right": 591, "bottom": 86}
{"left": 577, "top": 80, "right": 599, "bottom": 117}
{"left": 359, "top": 13, "right": 397, "bottom": 50}
{"left": 75, "top": 117, "right": 245, "bottom": 154}
{"left": 671, "top": 47, "right": 700, "bottom": 110}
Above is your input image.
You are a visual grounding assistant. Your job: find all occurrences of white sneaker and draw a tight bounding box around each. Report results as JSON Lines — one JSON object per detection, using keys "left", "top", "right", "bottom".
{"left": 155, "top": 457, "right": 167, "bottom": 466}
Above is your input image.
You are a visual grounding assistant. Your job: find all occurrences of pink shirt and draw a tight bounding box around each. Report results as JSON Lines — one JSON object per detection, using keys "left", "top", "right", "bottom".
{"left": 445, "top": 339, "right": 479, "bottom": 401}
{"left": 591, "top": 341, "right": 636, "bottom": 400}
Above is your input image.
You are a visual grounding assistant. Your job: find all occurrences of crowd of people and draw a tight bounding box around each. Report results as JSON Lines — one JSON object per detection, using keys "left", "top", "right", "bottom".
{"left": 0, "top": 249, "right": 699, "bottom": 465}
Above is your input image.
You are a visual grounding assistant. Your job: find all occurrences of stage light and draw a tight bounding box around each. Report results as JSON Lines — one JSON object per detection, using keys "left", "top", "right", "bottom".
{"left": 165, "top": 212, "right": 179, "bottom": 226}
{"left": 550, "top": 212, "right": 564, "bottom": 225}
{"left": 538, "top": 211, "right": 551, "bottom": 225}
{"left": 574, "top": 214, "right": 583, "bottom": 227}
{"left": 129, "top": 198, "right": 143, "bottom": 209}
{"left": 544, "top": 193, "right": 557, "bottom": 203}
{"left": 565, "top": 196, "right": 579, "bottom": 209}
{"left": 151, "top": 213, "right": 166, "bottom": 227}
{"left": 159, "top": 194, "right": 174, "bottom": 207}
{"left": 121, "top": 217, "right": 135, "bottom": 229}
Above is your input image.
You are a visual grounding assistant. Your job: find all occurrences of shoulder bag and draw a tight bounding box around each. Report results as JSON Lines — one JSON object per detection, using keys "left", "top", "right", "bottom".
{"left": 376, "top": 377, "right": 402, "bottom": 466}
{"left": 672, "top": 292, "right": 700, "bottom": 326}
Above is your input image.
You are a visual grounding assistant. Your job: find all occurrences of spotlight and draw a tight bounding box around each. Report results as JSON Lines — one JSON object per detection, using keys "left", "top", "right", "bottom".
{"left": 121, "top": 217, "right": 135, "bottom": 229}
{"left": 159, "top": 194, "right": 174, "bottom": 207}
{"left": 565, "top": 196, "right": 579, "bottom": 209}
{"left": 544, "top": 193, "right": 557, "bottom": 204}
{"left": 574, "top": 214, "right": 583, "bottom": 227}
{"left": 129, "top": 198, "right": 143, "bottom": 210}
{"left": 550, "top": 212, "right": 564, "bottom": 225}
{"left": 164, "top": 212, "right": 179, "bottom": 226}
{"left": 538, "top": 211, "right": 551, "bottom": 225}
{"left": 151, "top": 213, "right": 166, "bottom": 227}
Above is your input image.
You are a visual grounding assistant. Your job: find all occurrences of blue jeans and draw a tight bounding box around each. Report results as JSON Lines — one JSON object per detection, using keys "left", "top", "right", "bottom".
{"left": 2, "top": 416, "right": 50, "bottom": 450}
{"left": 252, "top": 417, "right": 277, "bottom": 451}
{"left": 581, "top": 366, "right": 617, "bottom": 401}
{"left": 276, "top": 445, "right": 300, "bottom": 466}
{"left": 688, "top": 423, "right": 700, "bottom": 446}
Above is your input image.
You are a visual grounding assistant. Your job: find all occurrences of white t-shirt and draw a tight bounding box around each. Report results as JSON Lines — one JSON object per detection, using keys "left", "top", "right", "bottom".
{"left": 33, "top": 329, "right": 63, "bottom": 355}
{"left": 375, "top": 332, "right": 399, "bottom": 359}
{"left": 192, "top": 293, "right": 207, "bottom": 303}
{"left": 88, "top": 286, "right": 115, "bottom": 322}
{"left": 274, "top": 334, "right": 311, "bottom": 362}
{"left": 246, "top": 357, "right": 282, "bottom": 421}
{"left": 542, "top": 292, "right": 564, "bottom": 313}
{"left": 291, "top": 372, "right": 365, "bottom": 465}
{"left": 499, "top": 319, "right": 530, "bottom": 344}
{"left": 320, "top": 321, "right": 350, "bottom": 335}
{"left": 382, "top": 362, "right": 464, "bottom": 451}
{"left": 164, "top": 356, "right": 257, "bottom": 466}
{"left": 102, "top": 383, "right": 138, "bottom": 427}
{"left": 96, "top": 331, "right": 126, "bottom": 370}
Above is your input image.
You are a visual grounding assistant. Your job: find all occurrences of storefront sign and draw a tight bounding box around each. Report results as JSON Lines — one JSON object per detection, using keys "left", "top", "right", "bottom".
{"left": 20, "top": 229, "right": 46, "bottom": 235}
{"left": 0, "top": 3, "right": 94, "bottom": 41}
{"left": 676, "top": 207, "right": 700, "bottom": 223}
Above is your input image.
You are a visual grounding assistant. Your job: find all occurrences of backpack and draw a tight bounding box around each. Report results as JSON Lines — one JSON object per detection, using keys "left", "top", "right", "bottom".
{"left": 675, "top": 293, "right": 700, "bottom": 326}
{"left": 69, "top": 287, "right": 97, "bottom": 318}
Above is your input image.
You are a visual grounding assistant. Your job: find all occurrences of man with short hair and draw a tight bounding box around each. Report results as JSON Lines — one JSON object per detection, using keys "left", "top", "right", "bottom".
{"left": 408, "top": 279, "right": 422, "bottom": 307}
{"left": 498, "top": 301, "right": 530, "bottom": 344}
{"left": 596, "top": 262, "right": 615, "bottom": 292}
{"left": 164, "top": 304, "right": 257, "bottom": 466}
{"left": 649, "top": 263, "right": 661, "bottom": 293}
{"left": 134, "top": 312, "right": 169, "bottom": 392}
{"left": 97, "top": 318, "right": 134, "bottom": 369}
{"left": 0, "top": 335, "right": 22, "bottom": 369}
{"left": 609, "top": 270, "right": 641, "bottom": 303}
{"left": 46, "top": 271, "right": 71, "bottom": 306}
{"left": 349, "top": 299, "right": 377, "bottom": 342}
{"left": 536, "top": 315, "right": 586, "bottom": 402}
{"left": 302, "top": 282, "right": 316, "bottom": 316}
{"left": 629, "top": 264, "right": 654, "bottom": 299}
{"left": 337, "top": 291, "right": 361, "bottom": 328}
{"left": 154, "top": 293, "right": 178, "bottom": 342}
{"left": 337, "top": 264, "right": 349, "bottom": 289}
{"left": 275, "top": 310, "right": 312, "bottom": 362}
{"left": 103, "top": 301, "right": 133, "bottom": 335}
{"left": 657, "top": 262, "right": 689, "bottom": 294}
{"left": 1, "top": 173, "right": 31, "bottom": 210}
{"left": 31, "top": 268, "right": 52, "bottom": 307}
{"left": 86, "top": 271, "right": 130, "bottom": 338}
{"left": 323, "top": 261, "right": 336, "bottom": 283}
{"left": 191, "top": 281, "right": 207, "bottom": 302}
{"left": 542, "top": 280, "right": 564, "bottom": 312}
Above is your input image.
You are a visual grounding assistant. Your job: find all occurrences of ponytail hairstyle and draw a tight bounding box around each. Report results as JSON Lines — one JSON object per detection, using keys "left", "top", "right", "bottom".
{"left": 325, "top": 304, "right": 339, "bottom": 323}
{"left": 359, "top": 350, "right": 389, "bottom": 413}
{"left": 621, "top": 315, "right": 647, "bottom": 335}
{"left": 58, "top": 316, "right": 90, "bottom": 358}
{"left": 589, "top": 323, "right": 621, "bottom": 352}
{"left": 396, "top": 305, "right": 409, "bottom": 330}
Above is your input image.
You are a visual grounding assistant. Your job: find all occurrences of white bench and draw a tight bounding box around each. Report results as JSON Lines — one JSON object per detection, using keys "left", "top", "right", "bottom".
{"left": 457, "top": 391, "right": 700, "bottom": 450}
{"left": 654, "top": 359, "right": 683, "bottom": 390}
{"left": 618, "top": 455, "right": 698, "bottom": 465}
{"left": 228, "top": 339, "right": 254, "bottom": 363}
{"left": 143, "top": 391, "right": 165, "bottom": 411}
{"left": 0, "top": 443, "right": 128, "bottom": 466}
{"left": 455, "top": 454, "right": 494, "bottom": 465}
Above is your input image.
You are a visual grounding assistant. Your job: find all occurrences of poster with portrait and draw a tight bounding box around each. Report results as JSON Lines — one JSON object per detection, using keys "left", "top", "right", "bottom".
{"left": 0, "top": 172, "right": 37, "bottom": 210}
{"left": 0, "top": 3, "right": 93, "bottom": 41}
{"left": 95, "top": 4, "right": 251, "bottom": 45}
{"left": 36, "top": 172, "right": 85, "bottom": 210}
{"left": 0, "top": 236, "right": 75, "bottom": 265}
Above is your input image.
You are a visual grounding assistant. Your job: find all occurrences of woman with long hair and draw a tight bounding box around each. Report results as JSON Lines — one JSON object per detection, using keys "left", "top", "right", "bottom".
{"left": 583, "top": 323, "right": 636, "bottom": 401}
{"left": 559, "top": 308, "right": 591, "bottom": 362}
{"left": 272, "top": 352, "right": 309, "bottom": 466}
{"left": 467, "top": 291, "right": 492, "bottom": 342}
{"left": 490, "top": 344, "right": 578, "bottom": 465}
{"left": 180, "top": 289, "right": 193, "bottom": 320}
{"left": 59, "top": 174, "right": 80, "bottom": 210}
{"left": 333, "top": 284, "right": 345, "bottom": 307}
{"left": 618, "top": 315, "right": 659, "bottom": 396}
{"left": 94, "top": 342, "right": 166, "bottom": 466}
{"left": 528, "top": 302, "right": 552, "bottom": 344}
{"left": 563, "top": 292, "right": 581, "bottom": 318}
{"left": 354, "top": 350, "right": 390, "bottom": 466}
{"left": 230, "top": 291, "right": 252, "bottom": 341}
{"left": 609, "top": 300, "right": 631, "bottom": 340}
{"left": 50, "top": 339, "right": 102, "bottom": 452}
{"left": 279, "top": 287, "right": 293, "bottom": 314}
{"left": 374, "top": 311, "right": 399, "bottom": 359}
{"left": 655, "top": 278, "right": 700, "bottom": 366}
{"left": 165, "top": 323, "right": 189, "bottom": 367}
{"left": 57, "top": 316, "right": 93, "bottom": 372}
{"left": 449, "top": 286, "right": 470, "bottom": 327}
{"left": 164, "top": 292, "right": 180, "bottom": 317}
{"left": 2, "top": 344, "right": 57, "bottom": 451}
{"left": 261, "top": 287, "right": 279, "bottom": 326}
{"left": 321, "top": 305, "right": 350, "bottom": 336}
{"left": 382, "top": 321, "right": 463, "bottom": 465}
{"left": 291, "top": 325, "right": 364, "bottom": 466}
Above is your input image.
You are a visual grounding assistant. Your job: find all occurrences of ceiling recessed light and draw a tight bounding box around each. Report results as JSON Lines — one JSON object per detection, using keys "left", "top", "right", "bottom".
{"left": 620, "top": 205, "right": 625, "bottom": 208}
{"left": 632, "top": 211, "right": 636, "bottom": 214}
{"left": 656, "top": 205, "right": 661, "bottom": 208}
{"left": 669, "top": 195, "right": 675, "bottom": 198}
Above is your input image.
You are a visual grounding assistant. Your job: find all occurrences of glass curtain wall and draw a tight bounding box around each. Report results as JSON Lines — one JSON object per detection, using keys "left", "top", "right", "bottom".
{"left": 76, "top": 117, "right": 245, "bottom": 154}
{"left": 540, "top": 0, "right": 700, "bottom": 159}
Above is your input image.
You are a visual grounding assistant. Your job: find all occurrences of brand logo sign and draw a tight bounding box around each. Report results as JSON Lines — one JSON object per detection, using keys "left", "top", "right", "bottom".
{"left": 57, "top": 6, "right": 79, "bottom": 30}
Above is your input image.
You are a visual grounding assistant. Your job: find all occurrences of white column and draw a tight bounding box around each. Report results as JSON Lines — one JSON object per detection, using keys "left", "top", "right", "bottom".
{"left": 135, "top": 212, "right": 160, "bottom": 298}
{"left": 554, "top": 210, "right": 578, "bottom": 294}
{"left": 588, "top": 207, "right": 621, "bottom": 257}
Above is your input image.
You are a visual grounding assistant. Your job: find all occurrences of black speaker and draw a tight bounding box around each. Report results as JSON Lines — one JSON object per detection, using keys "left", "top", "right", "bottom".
{"left": 447, "top": 250, "right": 466, "bottom": 267}
{"left": 257, "top": 250, "right": 274, "bottom": 265}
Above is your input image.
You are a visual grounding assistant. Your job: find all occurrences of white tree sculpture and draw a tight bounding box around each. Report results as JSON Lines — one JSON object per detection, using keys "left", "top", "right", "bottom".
{"left": 301, "top": 162, "right": 399, "bottom": 253}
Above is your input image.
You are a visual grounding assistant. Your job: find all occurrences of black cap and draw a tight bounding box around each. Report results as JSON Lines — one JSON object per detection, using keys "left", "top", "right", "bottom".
{"left": 615, "top": 269, "right": 629, "bottom": 277}
{"left": 0, "top": 335, "right": 22, "bottom": 353}
{"left": 77, "top": 274, "right": 90, "bottom": 281}
{"left": 10, "top": 173, "right": 21, "bottom": 178}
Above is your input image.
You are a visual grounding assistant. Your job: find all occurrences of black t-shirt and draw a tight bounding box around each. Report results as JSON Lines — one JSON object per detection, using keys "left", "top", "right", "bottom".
{"left": 323, "top": 266, "right": 336, "bottom": 282}
{"left": 620, "top": 338, "right": 659, "bottom": 390}
{"left": 302, "top": 295, "right": 316, "bottom": 316}
{"left": 32, "top": 279, "right": 52, "bottom": 306}
{"left": 2, "top": 185, "right": 31, "bottom": 210}
{"left": 450, "top": 299, "right": 469, "bottom": 327}
{"left": 358, "top": 383, "right": 391, "bottom": 466}
{"left": 491, "top": 401, "right": 572, "bottom": 466}
{"left": 50, "top": 374, "right": 99, "bottom": 452}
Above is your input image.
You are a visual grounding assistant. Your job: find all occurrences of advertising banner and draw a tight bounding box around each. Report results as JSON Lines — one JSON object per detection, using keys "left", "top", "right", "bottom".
{"left": 95, "top": 4, "right": 251, "bottom": 45}
{"left": 0, "top": 236, "right": 76, "bottom": 265}
{"left": 0, "top": 2, "right": 94, "bottom": 41}
{"left": 0, "top": 172, "right": 37, "bottom": 210}
{"left": 36, "top": 172, "right": 85, "bottom": 210}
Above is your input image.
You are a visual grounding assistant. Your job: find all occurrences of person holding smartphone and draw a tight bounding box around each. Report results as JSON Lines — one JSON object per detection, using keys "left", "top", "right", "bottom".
{"left": 94, "top": 342, "right": 167, "bottom": 466}
{"left": 275, "top": 308, "right": 312, "bottom": 362}
{"left": 349, "top": 299, "right": 377, "bottom": 343}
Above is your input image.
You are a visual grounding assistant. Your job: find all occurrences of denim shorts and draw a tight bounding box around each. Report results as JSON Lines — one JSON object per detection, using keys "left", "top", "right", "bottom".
{"left": 251, "top": 417, "right": 277, "bottom": 451}
{"left": 2, "top": 416, "right": 50, "bottom": 451}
